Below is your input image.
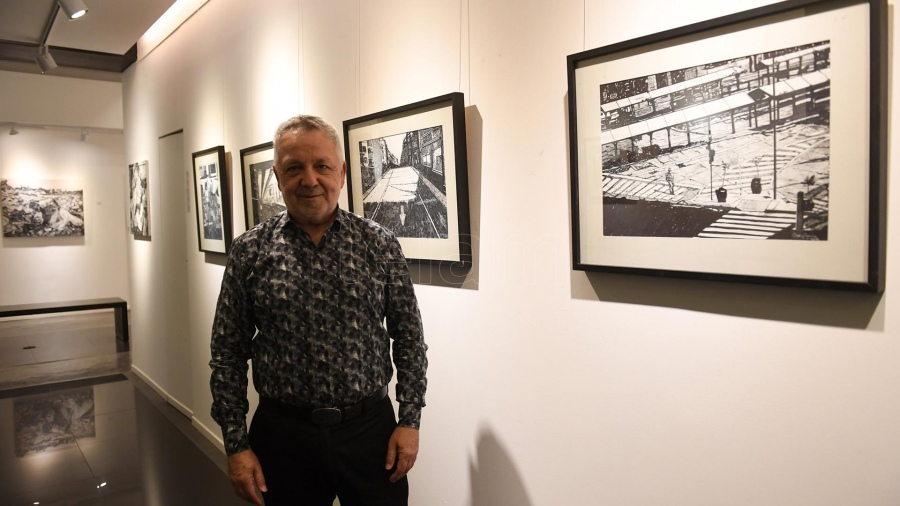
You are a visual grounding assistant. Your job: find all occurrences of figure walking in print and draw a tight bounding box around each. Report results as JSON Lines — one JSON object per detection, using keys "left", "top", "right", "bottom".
{"left": 599, "top": 40, "right": 831, "bottom": 241}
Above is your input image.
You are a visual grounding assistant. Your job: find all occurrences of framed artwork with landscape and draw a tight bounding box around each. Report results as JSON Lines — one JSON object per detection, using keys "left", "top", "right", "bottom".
{"left": 344, "top": 92, "right": 472, "bottom": 267}
{"left": 567, "top": 0, "right": 886, "bottom": 291}
{"left": 1, "top": 179, "right": 85, "bottom": 237}
{"left": 192, "top": 146, "right": 231, "bottom": 254}
{"left": 240, "top": 141, "right": 285, "bottom": 230}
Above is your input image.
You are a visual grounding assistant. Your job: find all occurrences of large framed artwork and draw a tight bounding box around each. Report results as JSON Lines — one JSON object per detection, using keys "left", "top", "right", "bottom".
{"left": 191, "top": 146, "right": 231, "bottom": 254}
{"left": 567, "top": 0, "right": 887, "bottom": 292}
{"left": 240, "top": 142, "right": 285, "bottom": 230}
{"left": 1, "top": 179, "right": 85, "bottom": 237}
{"left": 129, "top": 160, "right": 150, "bottom": 238}
{"left": 344, "top": 92, "right": 472, "bottom": 267}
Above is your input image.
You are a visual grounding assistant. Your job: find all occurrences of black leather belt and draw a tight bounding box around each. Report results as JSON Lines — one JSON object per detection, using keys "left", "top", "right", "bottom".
{"left": 260, "top": 386, "right": 388, "bottom": 426}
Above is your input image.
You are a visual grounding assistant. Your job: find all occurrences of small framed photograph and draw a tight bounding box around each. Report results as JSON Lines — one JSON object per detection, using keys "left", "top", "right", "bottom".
{"left": 343, "top": 92, "right": 471, "bottom": 267}
{"left": 240, "top": 142, "right": 285, "bottom": 230}
{"left": 129, "top": 160, "right": 150, "bottom": 238}
{"left": 191, "top": 146, "right": 231, "bottom": 254}
{"left": 567, "top": 0, "right": 887, "bottom": 291}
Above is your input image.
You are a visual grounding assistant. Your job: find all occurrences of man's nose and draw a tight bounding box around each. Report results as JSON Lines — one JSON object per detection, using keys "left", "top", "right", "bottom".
{"left": 298, "top": 168, "right": 317, "bottom": 186}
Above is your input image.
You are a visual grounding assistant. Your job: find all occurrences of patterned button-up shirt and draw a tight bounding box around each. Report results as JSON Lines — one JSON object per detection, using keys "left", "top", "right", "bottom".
{"left": 209, "top": 208, "right": 427, "bottom": 455}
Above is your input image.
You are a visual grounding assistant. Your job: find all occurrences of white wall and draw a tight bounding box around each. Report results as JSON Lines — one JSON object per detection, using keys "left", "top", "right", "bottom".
{"left": 0, "top": 71, "right": 127, "bottom": 306}
{"left": 0, "top": 133, "right": 128, "bottom": 306}
{"left": 0, "top": 70, "right": 123, "bottom": 130}
{"left": 122, "top": 0, "right": 900, "bottom": 505}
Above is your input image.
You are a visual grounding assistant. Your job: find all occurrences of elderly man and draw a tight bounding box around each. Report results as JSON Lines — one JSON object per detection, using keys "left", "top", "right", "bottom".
{"left": 210, "top": 115, "right": 427, "bottom": 506}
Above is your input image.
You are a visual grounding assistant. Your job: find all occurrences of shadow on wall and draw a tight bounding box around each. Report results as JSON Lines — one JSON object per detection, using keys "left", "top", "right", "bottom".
{"left": 469, "top": 429, "right": 534, "bottom": 506}
{"left": 571, "top": 270, "right": 885, "bottom": 330}
{"left": 561, "top": 92, "right": 885, "bottom": 331}
{"left": 409, "top": 105, "right": 482, "bottom": 291}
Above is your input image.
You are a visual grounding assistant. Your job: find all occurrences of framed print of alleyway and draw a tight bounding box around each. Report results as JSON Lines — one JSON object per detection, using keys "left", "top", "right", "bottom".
{"left": 567, "top": 0, "right": 886, "bottom": 292}
{"left": 240, "top": 141, "right": 284, "bottom": 230}
{"left": 192, "top": 146, "right": 231, "bottom": 254}
{"left": 344, "top": 92, "right": 471, "bottom": 267}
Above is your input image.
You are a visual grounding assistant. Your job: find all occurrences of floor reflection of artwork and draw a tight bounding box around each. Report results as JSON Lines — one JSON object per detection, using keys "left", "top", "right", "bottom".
{"left": 1, "top": 179, "right": 86, "bottom": 237}
{"left": 14, "top": 388, "right": 95, "bottom": 457}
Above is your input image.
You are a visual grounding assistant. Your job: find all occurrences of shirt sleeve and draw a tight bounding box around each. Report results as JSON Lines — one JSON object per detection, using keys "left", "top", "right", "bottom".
{"left": 382, "top": 234, "right": 428, "bottom": 429}
{"left": 209, "top": 237, "right": 257, "bottom": 455}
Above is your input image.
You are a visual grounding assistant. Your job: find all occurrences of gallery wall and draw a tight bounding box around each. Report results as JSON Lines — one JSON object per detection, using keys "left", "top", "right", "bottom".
{"left": 0, "top": 71, "right": 123, "bottom": 130}
{"left": 0, "top": 71, "right": 128, "bottom": 307}
{"left": 122, "top": 0, "right": 900, "bottom": 505}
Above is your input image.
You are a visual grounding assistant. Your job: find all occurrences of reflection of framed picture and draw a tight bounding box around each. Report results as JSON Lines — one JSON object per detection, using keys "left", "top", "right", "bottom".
{"left": 568, "top": 0, "right": 886, "bottom": 291}
{"left": 129, "top": 160, "right": 150, "bottom": 238}
{"left": 344, "top": 92, "right": 471, "bottom": 267}
{"left": 191, "top": 146, "right": 231, "bottom": 254}
{"left": 15, "top": 388, "right": 95, "bottom": 457}
{"left": 240, "top": 142, "right": 285, "bottom": 230}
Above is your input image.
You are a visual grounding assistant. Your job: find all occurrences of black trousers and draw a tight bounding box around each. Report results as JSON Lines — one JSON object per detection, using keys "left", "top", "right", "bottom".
{"left": 249, "top": 395, "right": 409, "bottom": 506}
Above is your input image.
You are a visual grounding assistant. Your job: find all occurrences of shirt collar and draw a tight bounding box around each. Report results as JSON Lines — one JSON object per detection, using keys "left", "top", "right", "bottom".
{"left": 275, "top": 206, "right": 346, "bottom": 238}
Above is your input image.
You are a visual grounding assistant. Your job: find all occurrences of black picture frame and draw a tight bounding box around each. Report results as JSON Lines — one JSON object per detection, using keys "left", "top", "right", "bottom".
{"left": 191, "top": 146, "right": 231, "bottom": 254}
{"left": 343, "top": 92, "right": 471, "bottom": 267}
{"left": 567, "top": 0, "right": 886, "bottom": 292}
{"left": 129, "top": 160, "right": 150, "bottom": 239}
{"left": 239, "top": 141, "right": 284, "bottom": 230}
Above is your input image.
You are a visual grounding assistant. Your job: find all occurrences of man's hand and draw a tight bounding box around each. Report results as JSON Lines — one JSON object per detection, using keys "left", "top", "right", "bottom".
{"left": 227, "top": 449, "right": 267, "bottom": 505}
{"left": 385, "top": 426, "right": 419, "bottom": 483}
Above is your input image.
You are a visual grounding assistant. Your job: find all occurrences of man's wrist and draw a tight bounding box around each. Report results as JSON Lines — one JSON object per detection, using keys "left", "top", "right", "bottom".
{"left": 397, "top": 402, "right": 422, "bottom": 429}
{"left": 222, "top": 420, "right": 250, "bottom": 455}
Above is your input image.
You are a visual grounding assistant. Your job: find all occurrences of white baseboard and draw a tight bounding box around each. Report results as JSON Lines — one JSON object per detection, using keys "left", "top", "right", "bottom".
{"left": 168, "top": 393, "right": 193, "bottom": 418}
{"left": 193, "top": 417, "right": 226, "bottom": 453}
{"left": 130, "top": 364, "right": 193, "bottom": 418}
{"left": 131, "top": 364, "right": 166, "bottom": 398}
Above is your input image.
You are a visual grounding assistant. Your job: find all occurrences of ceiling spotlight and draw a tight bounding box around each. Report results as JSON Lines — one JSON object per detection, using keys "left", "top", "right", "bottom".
{"left": 35, "top": 45, "right": 57, "bottom": 73}
{"left": 58, "top": 0, "right": 88, "bottom": 20}
{"left": 10, "top": 126, "right": 19, "bottom": 135}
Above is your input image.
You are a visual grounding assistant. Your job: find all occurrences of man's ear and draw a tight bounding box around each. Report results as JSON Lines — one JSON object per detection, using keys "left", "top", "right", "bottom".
{"left": 272, "top": 166, "right": 283, "bottom": 190}
{"left": 340, "top": 161, "right": 347, "bottom": 188}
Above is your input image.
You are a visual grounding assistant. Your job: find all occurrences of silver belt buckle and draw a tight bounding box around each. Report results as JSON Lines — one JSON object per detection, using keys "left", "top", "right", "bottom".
{"left": 311, "top": 407, "right": 342, "bottom": 426}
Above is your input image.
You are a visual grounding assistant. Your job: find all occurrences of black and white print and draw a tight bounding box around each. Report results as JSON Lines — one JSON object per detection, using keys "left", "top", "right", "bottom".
{"left": 249, "top": 159, "right": 284, "bottom": 225}
{"left": 1, "top": 179, "right": 85, "bottom": 237}
{"left": 192, "top": 146, "right": 230, "bottom": 254}
{"left": 129, "top": 161, "right": 150, "bottom": 237}
{"left": 358, "top": 126, "right": 448, "bottom": 238}
{"left": 200, "top": 163, "right": 223, "bottom": 240}
{"left": 600, "top": 41, "right": 830, "bottom": 240}
{"left": 14, "top": 388, "right": 95, "bottom": 457}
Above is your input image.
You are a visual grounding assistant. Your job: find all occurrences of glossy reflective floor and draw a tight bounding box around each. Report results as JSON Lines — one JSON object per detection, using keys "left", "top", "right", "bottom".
{"left": 0, "top": 314, "right": 244, "bottom": 505}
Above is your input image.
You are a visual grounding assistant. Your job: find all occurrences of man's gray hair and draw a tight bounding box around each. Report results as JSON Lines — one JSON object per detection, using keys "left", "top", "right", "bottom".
{"left": 273, "top": 114, "right": 344, "bottom": 162}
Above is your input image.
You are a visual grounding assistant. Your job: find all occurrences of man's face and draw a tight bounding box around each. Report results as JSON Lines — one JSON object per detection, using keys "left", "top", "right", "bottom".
{"left": 273, "top": 129, "right": 346, "bottom": 229}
